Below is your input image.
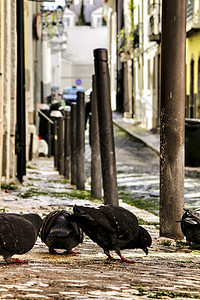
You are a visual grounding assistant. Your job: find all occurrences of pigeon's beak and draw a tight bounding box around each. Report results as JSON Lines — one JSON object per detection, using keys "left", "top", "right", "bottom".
{"left": 144, "top": 247, "right": 148, "bottom": 255}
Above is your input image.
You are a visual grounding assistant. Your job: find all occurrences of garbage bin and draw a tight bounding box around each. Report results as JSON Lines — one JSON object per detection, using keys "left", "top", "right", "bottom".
{"left": 185, "top": 119, "right": 200, "bottom": 167}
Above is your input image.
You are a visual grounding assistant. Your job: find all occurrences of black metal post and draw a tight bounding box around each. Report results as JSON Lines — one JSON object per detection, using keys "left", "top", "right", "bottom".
{"left": 16, "top": 0, "right": 26, "bottom": 183}
{"left": 94, "top": 48, "right": 118, "bottom": 206}
{"left": 57, "top": 117, "right": 64, "bottom": 175}
{"left": 53, "top": 120, "right": 58, "bottom": 169}
{"left": 47, "top": 121, "right": 51, "bottom": 157}
{"left": 76, "top": 92, "right": 85, "bottom": 190}
{"left": 160, "top": 0, "right": 186, "bottom": 239}
{"left": 64, "top": 107, "right": 71, "bottom": 180}
{"left": 71, "top": 104, "right": 77, "bottom": 185}
{"left": 29, "top": 133, "right": 33, "bottom": 161}
{"left": 91, "top": 75, "right": 102, "bottom": 199}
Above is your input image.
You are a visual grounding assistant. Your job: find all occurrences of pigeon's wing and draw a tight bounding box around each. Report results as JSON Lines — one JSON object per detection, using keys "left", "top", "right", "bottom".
{"left": 0, "top": 215, "right": 37, "bottom": 255}
{"left": 182, "top": 217, "right": 200, "bottom": 225}
{"left": 184, "top": 209, "right": 200, "bottom": 224}
{"left": 41, "top": 210, "right": 84, "bottom": 243}
{"left": 62, "top": 211, "right": 84, "bottom": 243}
{"left": 40, "top": 210, "right": 66, "bottom": 242}
{"left": 0, "top": 213, "right": 42, "bottom": 236}
{"left": 99, "top": 205, "right": 139, "bottom": 240}
{"left": 21, "top": 213, "right": 42, "bottom": 236}
{"left": 73, "top": 205, "right": 115, "bottom": 233}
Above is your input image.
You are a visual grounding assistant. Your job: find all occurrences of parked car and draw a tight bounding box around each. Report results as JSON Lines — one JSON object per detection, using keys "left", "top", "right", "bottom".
{"left": 62, "top": 86, "right": 85, "bottom": 105}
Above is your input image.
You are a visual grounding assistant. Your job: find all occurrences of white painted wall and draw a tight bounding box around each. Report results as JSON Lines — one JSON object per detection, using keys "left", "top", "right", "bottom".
{"left": 62, "top": 26, "right": 108, "bottom": 64}
{"left": 42, "top": 40, "right": 52, "bottom": 99}
{"left": 54, "top": 26, "right": 108, "bottom": 92}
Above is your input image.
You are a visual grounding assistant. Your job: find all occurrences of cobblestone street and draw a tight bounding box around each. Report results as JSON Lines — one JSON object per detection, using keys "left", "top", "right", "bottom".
{"left": 0, "top": 125, "right": 200, "bottom": 299}
{"left": 0, "top": 155, "right": 200, "bottom": 299}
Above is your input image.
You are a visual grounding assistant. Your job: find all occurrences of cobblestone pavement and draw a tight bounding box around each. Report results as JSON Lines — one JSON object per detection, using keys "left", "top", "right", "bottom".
{"left": 0, "top": 125, "right": 200, "bottom": 299}
{"left": 0, "top": 157, "right": 200, "bottom": 300}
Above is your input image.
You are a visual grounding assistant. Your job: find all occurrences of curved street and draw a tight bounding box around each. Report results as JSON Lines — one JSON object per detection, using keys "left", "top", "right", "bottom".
{"left": 0, "top": 124, "right": 200, "bottom": 299}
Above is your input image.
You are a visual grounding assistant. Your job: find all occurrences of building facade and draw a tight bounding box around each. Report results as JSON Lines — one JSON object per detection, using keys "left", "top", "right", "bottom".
{"left": 106, "top": 0, "right": 200, "bottom": 131}
{"left": 186, "top": 0, "right": 200, "bottom": 118}
{"left": 0, "top": 0, "right": 42, "bottom": 188}
{"left": 50, "top": 0, "right": 108, "bottom": 94}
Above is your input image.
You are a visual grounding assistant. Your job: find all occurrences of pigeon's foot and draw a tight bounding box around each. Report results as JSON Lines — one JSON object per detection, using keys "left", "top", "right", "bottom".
{"left": 69, "top": 250, "right": 80, "bottom": 254}
{"left": 118, "top": 255, "right": 135, "bottom": 263}
{"left": 115, "top": 250, "right": 135, "bottom": 263}
{"left": 11, "top": 258, "right": 28, "bottom": 264}
{"left": 105, "top": 256, "right": 135, "bottom": 263}
{"left": 62, "top": 250, "right": 80, "bottom": 255}
{"left": 106, "top": 256, "right": 116, "bottom": 261}
{"left": 49, "top": 247, "right": 57, "bottom": 254}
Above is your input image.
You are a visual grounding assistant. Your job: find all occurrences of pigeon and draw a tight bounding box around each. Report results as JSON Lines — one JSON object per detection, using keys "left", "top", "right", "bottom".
{"left": 69, "top": 204, "right": 152, "bottom": 263}
{"left": 177, "top": 208, "right": 200, "bottom": 246}
{"left": 0, "top": 213, "right": 42, "bottom": 264}
{"left": 20, "top": 213, "right": 42, "bottom": 236}
{"left": 40, "top": 210, "right": 84, "bottom": 254}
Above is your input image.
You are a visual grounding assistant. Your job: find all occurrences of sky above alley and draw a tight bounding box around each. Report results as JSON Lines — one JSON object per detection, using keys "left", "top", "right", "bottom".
{"left": 43, "top": 0, "right": 66, "bottom": 9}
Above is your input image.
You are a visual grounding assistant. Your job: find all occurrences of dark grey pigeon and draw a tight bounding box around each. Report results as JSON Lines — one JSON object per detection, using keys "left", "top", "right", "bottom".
{"left": 69, "top": 204, "right": 152, "bottom": 263}
{"left": 0, "top": 213, "right": 42, "bottom": 264}
{"left": 177, "top": 208, "right": 200, "bottom": 246}
{"left": 40, "top": 210, "right": 84, "bottom": 254}
{"left": 20, "top": 213, "right": 42, "bottom": 236}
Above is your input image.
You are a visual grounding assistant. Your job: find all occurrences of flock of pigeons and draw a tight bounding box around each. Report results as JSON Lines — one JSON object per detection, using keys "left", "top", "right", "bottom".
{"left": 0, "top": 204, "right": 199, "bottom": 264}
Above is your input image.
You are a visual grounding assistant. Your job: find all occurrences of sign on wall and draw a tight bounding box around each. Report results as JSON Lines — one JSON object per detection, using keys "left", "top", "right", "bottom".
{"left": 76, "top": 79, "right": 82, "bottom": 86}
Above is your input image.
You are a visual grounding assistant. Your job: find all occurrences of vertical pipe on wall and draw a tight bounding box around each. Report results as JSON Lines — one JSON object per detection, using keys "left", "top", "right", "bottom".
{"left": 16, "top": 0, "right": 26, "bottom": 183}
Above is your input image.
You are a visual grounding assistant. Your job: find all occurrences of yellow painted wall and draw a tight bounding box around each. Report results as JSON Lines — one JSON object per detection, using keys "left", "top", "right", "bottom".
{"left": 186, "top": 32, "right": 200, "bottom": 95}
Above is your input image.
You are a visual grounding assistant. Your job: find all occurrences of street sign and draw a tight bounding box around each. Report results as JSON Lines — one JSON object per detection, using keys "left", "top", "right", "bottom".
{"left": 76, "top": 79, "right": 82, "bottom": 86}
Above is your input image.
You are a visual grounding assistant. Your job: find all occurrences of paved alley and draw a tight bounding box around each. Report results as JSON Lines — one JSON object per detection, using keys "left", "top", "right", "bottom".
{"left": 0, "top": 155, "right": 199, "bottom": 299}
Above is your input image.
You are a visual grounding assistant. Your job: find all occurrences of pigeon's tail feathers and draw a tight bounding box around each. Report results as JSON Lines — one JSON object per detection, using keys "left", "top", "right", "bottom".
{"left": 182, "top": 209, "right": 200, "bottom": 224}
{"left": 48, "top": 226, "right": 74, "bottom": 237}
{"left": 178, "top": 217, "right": 199, "bottom": 225}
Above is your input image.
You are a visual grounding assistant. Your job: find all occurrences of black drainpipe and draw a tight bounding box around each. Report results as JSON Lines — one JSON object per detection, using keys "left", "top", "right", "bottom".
{"left": 116, "top": 0, "right": 124, "bottom": 113}
{"left": 16, "top": 0, "right": 26, "bottom": 183}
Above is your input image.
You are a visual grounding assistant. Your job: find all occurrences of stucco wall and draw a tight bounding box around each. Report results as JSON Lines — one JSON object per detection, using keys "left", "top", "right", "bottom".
{"left": 0, "top": 0, "right": 4, "bottom": 187}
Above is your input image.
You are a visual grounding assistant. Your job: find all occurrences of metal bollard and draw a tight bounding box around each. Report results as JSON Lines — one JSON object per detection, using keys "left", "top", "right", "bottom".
{"left": 64, "top": 106, "right": 71, "bottom": 180}
{"left": 57, "top": 117, "right": 64, "bottom": 175}
{"left": 94, "top": 48, "right": 118, "bottom": 206}
{"left": 91, "top": 74, "right": 102, "bottom": 199}
{"left": 29, "top": 133, "right": 33, "bottom": 161}
{"left": 47, "top": 121, "right": 51, "bottom": 157}
{"left": 53, "top": 120, "right": 58, "bottom": 169}
{"left": 76, "top": 91, "right": 85, "bottom": 190}
{"left": 71, "top": 104, "right": 77, "bottom": 185}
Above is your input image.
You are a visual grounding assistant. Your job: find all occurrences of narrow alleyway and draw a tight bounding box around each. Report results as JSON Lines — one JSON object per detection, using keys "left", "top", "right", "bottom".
{"left": 0, "top": 127, "right": 200, "bottom": 299}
